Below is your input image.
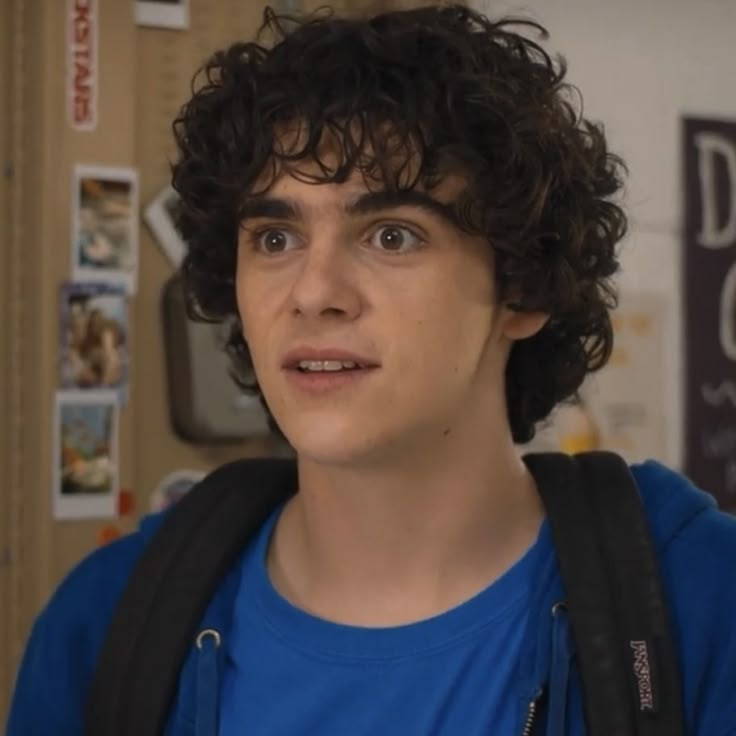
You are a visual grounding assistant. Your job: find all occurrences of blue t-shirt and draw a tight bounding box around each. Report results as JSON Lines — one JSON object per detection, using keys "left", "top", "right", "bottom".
{"left": 220, "top": 508, "right": 551, "bottom": 735}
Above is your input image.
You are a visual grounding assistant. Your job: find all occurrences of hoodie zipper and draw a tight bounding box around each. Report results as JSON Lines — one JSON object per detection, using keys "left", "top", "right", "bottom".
{"left": 521, "top": 688, "right": 544, "bottom": 736}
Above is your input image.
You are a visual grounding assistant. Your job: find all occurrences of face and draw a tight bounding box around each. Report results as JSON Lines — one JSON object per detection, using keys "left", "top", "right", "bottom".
{"left": 236, "top": 162, "right": 539, "bottom": 468}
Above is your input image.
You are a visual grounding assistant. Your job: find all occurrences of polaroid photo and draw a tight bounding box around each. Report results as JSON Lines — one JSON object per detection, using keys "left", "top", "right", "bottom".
{"left": 135, "top": 0, "right": 189, "bottom": 29}
{"left": 53, "top": 390, "right": 119, "bottom": 520}
{"left": 59, "top": 282, "right": 129, "bottom": 400}
{"left": 71, "top": 164, "right": 139, "bottom": 294}
{"left": 143, "top": 185, "right": 186, "bottom": 269}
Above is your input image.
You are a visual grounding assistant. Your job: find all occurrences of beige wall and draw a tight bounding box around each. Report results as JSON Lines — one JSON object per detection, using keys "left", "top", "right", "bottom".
{"left": 0, "top": 0, "right": 437, "bottom": 720}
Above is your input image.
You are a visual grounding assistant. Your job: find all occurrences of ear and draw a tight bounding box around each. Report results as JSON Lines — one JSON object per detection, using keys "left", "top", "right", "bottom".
{"left": 499, "top": 305, "right": 549, "bottom": 341}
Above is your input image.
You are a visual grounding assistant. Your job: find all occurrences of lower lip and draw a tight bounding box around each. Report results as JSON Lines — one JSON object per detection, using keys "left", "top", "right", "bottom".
{"left": 284, "top": 367, "right": 377, "bottom": 394}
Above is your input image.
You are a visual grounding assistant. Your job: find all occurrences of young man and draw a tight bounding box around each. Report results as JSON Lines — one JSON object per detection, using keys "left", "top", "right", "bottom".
{"left": 7, "top": 4, "right": 736, "bottom": 735}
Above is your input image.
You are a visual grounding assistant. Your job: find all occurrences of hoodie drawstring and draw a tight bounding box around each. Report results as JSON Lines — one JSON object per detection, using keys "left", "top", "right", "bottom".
{"left": 195, "top": 629, "right": 222, "bottom": 736}
{"left": 546, "top": 602, "right": 574, "bottom": 736}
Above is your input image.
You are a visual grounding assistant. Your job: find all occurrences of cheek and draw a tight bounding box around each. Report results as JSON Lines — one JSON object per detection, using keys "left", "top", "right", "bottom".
{"left": 234, "top": 272, "right": 269, "bottom": 371}
{"left": 423, "top": 266, "right": 494, "bottom": 343}
{"left": 235, "top": 257, "right": 269, "bottom": 336}
{"left": 395, "top": 275, "right": 496, "bottom": 388}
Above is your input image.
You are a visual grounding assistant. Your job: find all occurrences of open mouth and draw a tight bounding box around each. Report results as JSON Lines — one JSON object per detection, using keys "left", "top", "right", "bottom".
{"left": 283, "top": 355, "right": 378, "bottom": 393}
{"left": 295, "top": 360, "right": 367, "bottom": 373}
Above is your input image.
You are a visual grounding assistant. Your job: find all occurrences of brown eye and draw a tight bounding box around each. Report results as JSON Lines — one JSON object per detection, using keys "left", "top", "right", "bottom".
{"left": 256, "top": 229, "right": 297, "bottom": 254}
{"left": 371, "top": 225, "right": 422, "bottom": 253}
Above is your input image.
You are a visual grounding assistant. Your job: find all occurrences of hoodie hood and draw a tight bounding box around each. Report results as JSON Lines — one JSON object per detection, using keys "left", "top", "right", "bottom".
{"left": 631, "top": 460, "right": 718, "bottom": 545}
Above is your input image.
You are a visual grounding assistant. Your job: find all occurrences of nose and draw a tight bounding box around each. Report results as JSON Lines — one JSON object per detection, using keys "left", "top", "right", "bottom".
{"left": 288, "top": 235, "right": 362, "bottom": 322}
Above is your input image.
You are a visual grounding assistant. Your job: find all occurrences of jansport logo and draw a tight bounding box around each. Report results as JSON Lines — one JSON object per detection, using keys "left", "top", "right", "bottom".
{"left": 630, "top": 640, "right": 655, "bottom": 711}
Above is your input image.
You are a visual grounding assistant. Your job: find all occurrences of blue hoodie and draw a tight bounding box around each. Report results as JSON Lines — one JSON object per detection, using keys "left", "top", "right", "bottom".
{"left": 6, "top": 461, "right": 736, "bottom": 735}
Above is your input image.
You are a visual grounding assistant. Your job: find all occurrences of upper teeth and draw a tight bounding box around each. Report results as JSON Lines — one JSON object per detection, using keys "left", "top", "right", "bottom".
{"left": 298, "top": 360, "right": 358, "bottom": 371}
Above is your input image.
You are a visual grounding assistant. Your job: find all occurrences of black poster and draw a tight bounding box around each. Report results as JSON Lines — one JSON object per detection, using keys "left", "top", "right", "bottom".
{"left": 683, "top": 117, "right": 736, "bottom": 512}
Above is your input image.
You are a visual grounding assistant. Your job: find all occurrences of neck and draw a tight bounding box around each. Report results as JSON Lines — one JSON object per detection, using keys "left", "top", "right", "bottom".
{"left": 267, "top": 420, "right": 544, "bottom": 627}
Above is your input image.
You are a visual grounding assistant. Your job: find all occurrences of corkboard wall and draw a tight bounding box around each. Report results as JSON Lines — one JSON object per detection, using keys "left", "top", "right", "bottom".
{"left": 0, "top": 0, "right": 13, "bottom": 720}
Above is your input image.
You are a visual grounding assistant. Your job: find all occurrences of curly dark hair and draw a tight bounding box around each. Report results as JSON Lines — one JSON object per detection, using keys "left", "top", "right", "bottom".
{"left": 171, "top": 3, "right": 626, "bottom": 445}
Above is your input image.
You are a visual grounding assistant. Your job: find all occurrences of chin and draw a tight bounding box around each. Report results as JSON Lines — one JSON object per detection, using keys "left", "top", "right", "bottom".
{"left": 288, "top": 433, "right": 379, "bottom": 468}
{"left": 279, "top": 418, "right": 398, "bottom": 469}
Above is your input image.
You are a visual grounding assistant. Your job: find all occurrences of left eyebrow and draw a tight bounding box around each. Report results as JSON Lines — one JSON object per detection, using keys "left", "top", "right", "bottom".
{"left": 345, "top": 190, "right": 464, "bottom": 230}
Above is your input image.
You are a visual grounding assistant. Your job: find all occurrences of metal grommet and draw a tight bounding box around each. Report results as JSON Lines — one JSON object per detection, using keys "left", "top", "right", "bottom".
{"left": 551, "top": 600, "right": 567, "bottom": 616}
{"left": 196, "top": 628, "right": 222, "bottom": 650}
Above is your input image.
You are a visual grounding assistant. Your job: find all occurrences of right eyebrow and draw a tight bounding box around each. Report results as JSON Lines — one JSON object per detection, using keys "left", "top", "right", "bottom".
{"left": 240, "top": 197, "right": 302, "bottom": 221}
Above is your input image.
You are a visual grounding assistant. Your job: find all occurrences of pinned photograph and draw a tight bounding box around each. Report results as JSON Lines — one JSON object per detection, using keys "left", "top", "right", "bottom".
{"left": 53, "top": 390, "right": 119, "bottom": 520}
{"left": 135, "top": 0, "right": 189, "bottom": 29}
{"left": 143, "top": 185, "right": 186, "bottom": 269}
{"left": 71, "top": 164, "right": 139, "bottom": 294}
{"left": 59, "top": 281, "right": 129, "bottom": 396}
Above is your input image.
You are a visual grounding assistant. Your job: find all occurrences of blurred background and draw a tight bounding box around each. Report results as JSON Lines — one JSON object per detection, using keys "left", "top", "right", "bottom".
{"left": 0, "top": 0, "right": 734, "bottom": 718}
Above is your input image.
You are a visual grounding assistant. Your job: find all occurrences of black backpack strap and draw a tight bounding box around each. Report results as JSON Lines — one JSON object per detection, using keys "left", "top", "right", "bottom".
{"left": 577, "top": 451, "right": 684, "bottom": 736}
{"left": 84, "top": 457, "right": 297, "bottom": 736}
{"left": 524, "top": 451, "right": 684, "bottom": 736}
